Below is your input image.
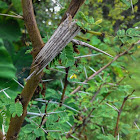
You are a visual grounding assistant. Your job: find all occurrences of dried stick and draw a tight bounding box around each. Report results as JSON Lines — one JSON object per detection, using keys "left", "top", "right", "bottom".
{"left": 29, "top": 16, "right": 81, "bottom": 76}
{"left": 0, "top": 13, "right": 23, "bottom": 19}
{"left": 114, "top": 90, "right": 135, "bottom": 137}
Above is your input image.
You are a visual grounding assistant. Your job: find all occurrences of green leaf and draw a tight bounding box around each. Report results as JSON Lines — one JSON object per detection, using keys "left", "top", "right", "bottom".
{"left": 0, "top": 39, "right": 16, "bottom": 80}
{"left": 120, "top": 36, "right": 129, "bottom": 43}
{"left": 22, "top": 124, "right": 36, "bottom": 133}
{"left": 120, "top": 0, "right": 131, "bottom": 7}
{"left": 95, "top": 19, "right": 103, "bottom": 25}
{"left": 121, "top": 128, "right": 130, "bottom": 135}
{"left": 60, "top": 45, "right": 75, "bottom": 67}
{"left": 42, "top": 36, "right": 48, "bottom": 43}
{"left": 48, "top": 132, "right": 61, "bottom": 139}
{"left": 34, "top": 128, "right": 44, "bottom": 137}
{"left": 59, "top": 112, "right": 69, "bottom": 122}
{"left": 117, "top": 29, "right": 125, "bottom": 37}
{"left": 79, "top": 12, "right": 88, "bottom": 22}
{"left": 76, "top": 21, "right": 83, "bottom": 27}
{"left": 9, "top": 102, "right": 23, "bottom": 117}
{"left": 91, "top": 36, "right": 101, "bottom": 45}
{"left": 12, "top": 0, "right": 22, "bottom": 13}
{"left": 97, "top": 134, "right": 115, "bottom": 140}
{"left": 0, "top": 19, "right": 21, "bottom": 42}
{"left": 0, "top": 98, "right": 12, "bottom": 106}
{"left": 126, "top": 28, "right": 140, "bottom": 37}
{"left": 26, "top": 133, "right": 36, "bottom": 140}
{"left": 85, "top": 0, "right": 90, "bottom": 4}
{"left": 89, "top": 17, "right": 95, "bottom": 24}
{"left": 0, "top": 1, "right": 8, "bottom": 9}
{"left": 46, "top": 114, "right": 59, "bottom": 125}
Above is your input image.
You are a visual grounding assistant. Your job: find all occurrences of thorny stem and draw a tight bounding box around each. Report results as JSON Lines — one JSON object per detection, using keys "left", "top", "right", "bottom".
{"left": 66, "top": 44, "right": 135, "bottom": 138}
{"left": 68, "top": 44, "right": 135, "bottom": 97}
{"left": 114, "top": 90, "right": 135, "bottom": 137}
{"left": 71, "top": 39, "right": 113, "bottom": 57}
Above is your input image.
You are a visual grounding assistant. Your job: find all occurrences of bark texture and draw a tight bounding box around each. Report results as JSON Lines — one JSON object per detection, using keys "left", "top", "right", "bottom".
{"left": 32, "top": 16, "right": 81, "bottom": 75}
{"left": 6, "top": 0, "right": 85, "bottom": 139}
{"left": 60, "top": 0, "right": 85, "bottom": 23}
{"left": 22, "top": 0, "right": 44, "bottom": 57}
{"left": 6, "top": 0, "right": 44, "bottom": 139}
{"left": 0, "top": 130, "right": 4, "bottom": 140}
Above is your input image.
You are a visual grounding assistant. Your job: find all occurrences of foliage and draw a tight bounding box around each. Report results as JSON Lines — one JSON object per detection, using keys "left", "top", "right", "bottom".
{"left": 116, "top": 28, "right": 140, "bottom": 44}
{"left": 60, "top": 45, "right": 75, "bottom": 67}
{"left": 0, "top": 0, "right": 140, "bottom": 139}
{"left": 9, "top": 101, "right": 23, "bottom": 117}
{"left": 0, "top": 96, "right": 23, "bottom": 118}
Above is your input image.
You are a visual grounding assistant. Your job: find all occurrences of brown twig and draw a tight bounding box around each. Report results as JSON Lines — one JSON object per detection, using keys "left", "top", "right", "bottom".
{"left": 35, "top": 100, "right": 50, "bottom": 140}
{"left": 60, "top": 67, "right": 70, "bottom": 107}
{"left": 68, "top": 107, "right": 94, "bottom": 137}
{"left": 114, "top": 90, "right": 135, "bottom": 137}
{"left": 66, "top": 83, "right": 106, "bottom": 138}
{"left": 39, "top": 100, "right": 50, "bottom": 127}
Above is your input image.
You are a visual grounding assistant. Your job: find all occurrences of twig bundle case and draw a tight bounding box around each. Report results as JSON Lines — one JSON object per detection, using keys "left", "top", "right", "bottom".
{"left": 27, "top": 15, "right": 81, "bottom": 79}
